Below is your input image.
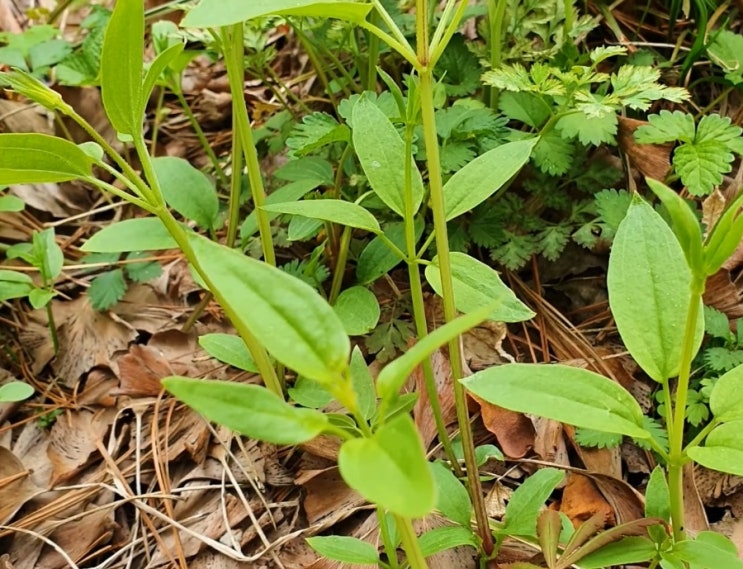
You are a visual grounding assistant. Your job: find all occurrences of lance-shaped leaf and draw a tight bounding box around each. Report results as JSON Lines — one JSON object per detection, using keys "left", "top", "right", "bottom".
{"left": 101, "top": 0, "right": 144, "bottom": 135}
{"left": 352, "top": 96, "right": 424, "bottom": 218}
{"left": 262, "top": 199, "right": 381, "bottom": 233}
{"left": 182, "top": 0, "right": 373, "bottom": 28}
{"left": 188, "top": 234, "right": 350, "bottom": 385}
{"left": 444, "top": 138, "right": 536, "bottom": 221}
{"left": 162, "top": 377, "right": 328, "bottom": 445}
{"left": 462, "top": 363, "right": 649, "bottom": 439}
{"left": 0, "top": 70, "right": 74, "bottom": 114}
{"left": 81, "top": 217, "right": 180, "bottom": 252}
{"left": 0, "top": 134, "right": 92, "bottom": 183}
{"left": 607, "top": 196, "right": 703, "bottom": 382}
{"left": 338, "top": 414, "right": 435, "bottom": 517}
{"left": 688, "top": 421, "right": 743, "bottom": 477}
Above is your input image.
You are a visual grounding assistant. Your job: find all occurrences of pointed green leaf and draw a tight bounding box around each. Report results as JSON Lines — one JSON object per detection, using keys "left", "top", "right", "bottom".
{"left": 645, "top": 466, "right": 671, "bottom": 522}
{"left": 338, "top": 414, "right": 435, "bottom": 517}
{"left": 162, "top": 377, "right": 329, "bottom": 445}
{"left": 462, "top": 363, "right": 649, "bottom": 438}
{"left": 0, "top": 70, "right": 73, "bottom": 114}
{"left": 81, "top": 217, "right": 180, "bottom": 252}
{"left": 579, "top": 537, "right": 658, "bottom": 569}
{"left": 646, "top": 178, "right": 703, "bottom": 272}
{"left": 688, "top": 421, "right": 743, "bottom": 476}
{"left": 306, "top": 536, "right": 379, "bottom": 565}
{"left": 430, "top": 461, "right": 472, "bottom": 527}
{"left": 262, "top": 199, "right": 381, "bottom": 233}
{"left": 426, "top": 252, "right": 535, "bottom": 323}
{"left": 142, "top": 42, "right": 184, "bottom": 108}
{"left": 671, "top": 533, "right": 743, "bottom": 569}
{"left": 499, "top": 468, "right": 564, "bottom": 537}
{"left": 241, "top": 178, "right": 323, "bottom": 240}
{"left": 101, "top": 0, "right": 144, "bottom": 135}
{"left": 188, "top": 234, "right": 350, "bottom": 384}
{"left": 356, "top": 219, "right": 423, "bottom": 284}
{"left": 0, "top": 381, "right": 34, "bottom": 402}
{"left": 444, "top": 139, "right": 536, "bottom": 221}
{"left": 182, "top": 0, "right": 373, "bottom": 27}
{"left": 350, "top": 346, "right": 376, "bottom": 420}
{"left": 376, "top": 302, "right": 498, "bottom": 402}
{"left": 0, "top": 133, "right": 92, "bottom": 183}
{"left": 418, "top": 526, "right": 477, "bottom": 557}
{"left": 199, "top": 333, "right": 259, "bottom": 373}
{"left": 333, "top": 286, "right": 380, "bottom": 336}
{"left": 708, "top": 364, "right": 743, "bottom": 421}
{"left": 153, "top": 156, "right": 220, "bottom": 229}
{"left": 352, "top": 96, "right": 424, "bottom": 218}
{"left": 607, "top": 196, "right": 703, "bottom": 382}
{"left": 0, "top": 270, "right": 33, "bottom": 301}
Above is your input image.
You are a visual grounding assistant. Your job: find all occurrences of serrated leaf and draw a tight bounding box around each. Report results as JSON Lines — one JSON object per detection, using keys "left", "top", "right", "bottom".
{"left": 163, "top": 377, "right": 329, "bottom": 445}
{"left": 532, "top": 131, "right": 573, "bottom": 175}
{"left": 594, "top": 189, "right": 631, "bottom": 231}
{"left": 435, "top": 34, "right": 480, "bottom": 96}
{"left": 556, "top": 111, "right": 617, "bottom": 146}
{"left": 498, "top": 91, "right": 550, "bottom": 128}
{"left": 537, "top": 225, "right": 571, "bottom": 261}
{"left": 88, "top": 269, "right": 127, "bottom": 310}
{"left": 182, "top": 0, "right": 373, "bottom": 28}
{"left": 708, "top": 30, "right": 743, "bottom": 85}
{"left": 674, "top": 139, "right": 732, "bottom": 196}
{"left": 634, "top": 110, "right": 696, "bottom": 144}
{"left": 286, "top": 112, "right": 349, "bottom": 156}
{"left": 704, "top": 305, "right": 732, "bottom": 340}
{"left": 124, "top": 252, "right": 162, "bottom": 283}
{"left": 439, "top": 142, "right": 475, "bottom": 173}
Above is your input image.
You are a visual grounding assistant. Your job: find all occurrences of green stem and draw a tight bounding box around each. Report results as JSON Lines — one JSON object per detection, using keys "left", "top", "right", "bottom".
{"left": 417, "top": 12, "right": 493, "bottom": 555}
{"left": 366, "top": 10, "right": 381, "bottom": 91}
{"left": 150, "top": 87, "right": 166, "bottom": 156}
{"left": 429, "top": 0, "right": 469, "bottom": 67}
{"left": 173, "top": 87, "right": 229, "bottom": 188}
{"left": 487, "top": 0, "right": 508, "bottom": 109}
{"left": 667, "top": 275, "right": 706, "bottom": 542}
{"left": 395, "top": 515, "right": 427, "bottom": 569}
{"left": 684, "top": 419, "right": 719, "bottom": 453}
{"left": 401, "top": 121, "right": 460, "bottom": 472}
{"left": 377, "top": 509, "right": 400, "bottom": 569}
{"left": 329, "top": 226, "right": 352, "bottom": 304}
{"left": 221, "top": 24, "right": 276, "bottom": 266}
{"left": 361, "top": 21, "right": 420, "bottom": 70}
{"left": 563, "top": 0, "right": 574, "bottom": 38}
{"left": 226, "top": 120, "right": 243, "bottom": 248}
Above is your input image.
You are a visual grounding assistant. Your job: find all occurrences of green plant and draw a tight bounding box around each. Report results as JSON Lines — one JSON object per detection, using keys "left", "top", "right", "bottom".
{"left": 0, "top": 380, "right": 34, "bottom": 403}
{"left": 462, "top": 178, "right": 743, "bottom": 566}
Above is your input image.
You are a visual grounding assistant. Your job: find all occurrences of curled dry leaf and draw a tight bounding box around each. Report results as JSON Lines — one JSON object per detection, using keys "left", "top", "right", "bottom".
{"left": 115, "top": 343, "right": 172, "bottom": 397}
{"left": 471, "top": 392, "right": 535, "bottom": 459}
{"left": 617, "top": 116, "right": 673, "bottom": 181}
{"left": 0, "top": 447, "right": 43, "bottom": 525}
{"left": 413, "top": 347, "right": 457, "bottom": 450}
{"left": 560, "top": 473, "right": 615, "bottom": 528}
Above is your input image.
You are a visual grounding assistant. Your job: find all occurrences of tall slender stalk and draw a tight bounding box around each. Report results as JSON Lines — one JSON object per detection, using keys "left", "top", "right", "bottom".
{"left": 667, "top": 275, "right": 706, "bottom": 541}
{"left": 221, "top": 24, "right": 276, "bottom": 266}
{"left": 415, "top": 0, "right": 493, "bottom": 555}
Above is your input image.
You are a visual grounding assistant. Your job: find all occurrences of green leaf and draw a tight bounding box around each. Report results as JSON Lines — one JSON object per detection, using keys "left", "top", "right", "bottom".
{"left": 356, "top": 219, "right": 423, "bottom": 285}
{"left": 430, "top": 461, "right": 471, "bottom": 527}
{"left": 286, "top": 112, "right": 349, "bottom": 156}
{"left": 142, "top": 42, "right": 184, "bottom": 111}
{"left": 418, "top": 526, "right": 477, "bottom": 557}
{"left": 594, "top": 189, "right": 632, "bottom": 231}
{"left": 338, "top": 414, "right": 435, "bottom": 517}
{"left": 81, "top": 217, "right": 180, "bottom": 252}
{"left": 671, "top": 533, "right": 743, "bottom": 569}
{"left": 0, "top": 133, "right": 92, "bottom": 183}
{"left": 709, "top": 364, "right": 743, "bottom": 421}
{"left": 607, "top": 196, "right": 703, "bottom": 382}
{"left": 556, "top": 112, "right": 618, "bottom": 146}
{"left": 579, "top": 537, "right": 658, "bottom": 569}
{"left": 635, "top": 110, "right": 695, "bottom": 144}
{"left": 0, "top": 194, "right": 24, "bottom": 212}
{"left": 182, "top": 0, "right": 373, "bottom": 27}
{"left": 0, "top": 270, "right": 33, "bottom": 301}
{"left": 646, "top": 178, "right": 703, "bottom": 270}
{"left": 349, "top": 346, "right": 376, "bottom": 420}
{"left": 498, "top": 92, "right": 550, "bottom": 128}
{"left": 124, "top": 252, "right": 162, "bottom": 283}
{"left": 462, "top": 364, "right": 649, "bottom": 438}
{"left": 532, "top": 131, "right": 573, "bottom": 176}
{"left": 425, "top": 253, "right": 535, "bottom": 322}
{"left": 262, "top": 200, "right": 380, "bottom": 233}
{"left": 674, "top": 139, "right": 732, "bottom": 197}
{"left": 199, "top": 333, "right": 259, "bottom": 373}
{"left": 88, "top": 269, "right": 127, "bottom": 310}
{"left": 100, "top": 0, "right": 144, "bottom": 136}
{"left": 35, "top": 228, "right": 63, "bottom": 279}
{"left": 287, "top": 376, "right": 333, "bottom": 409}
{"left": 645, "top": 466, "right": 671, "bottom": 522}
{"left": 0, "top": 381, "right": 34, "bottom": 402}
{"left": 688, "top": 421, "right": 743, "bottom": 476}
{"left": 443, "top": 139, "right": 536, "bottom": 221}
{"left": 305, "top": 536, "right": 379, "bottom": 565}
{"left": 153, "top": 156, "right": 220, "bottom": 230}
{"left": 188, "top": 234, "right": 350, "bottom": 385}
{"left": 163, "top": 377, "right": 329, "bottom": 445}
{"left": 705, "top": 305, "right": 732, "bottom": 340}
{"left": 0, "top": 70, "right": 74, "bottom": 113}
{"left": 499, "top": 468, "right": 564, "bottom": 537}
{"left": 333, "top": 286, "right": 380, "bottom": 336}
{"left": 28, "top": 288, "right": 54, "bottom": 309}
{"left": 708, "top": 30, "right": 743, "bottom": 85}
{"left": 240, "top": 179, "right": 323, "bottom": 240}
{"left": 376, "top": 302, "right": 499, "bottom": 403}
{"left": 352, "top": 96, "right": 424, "bottom": 218}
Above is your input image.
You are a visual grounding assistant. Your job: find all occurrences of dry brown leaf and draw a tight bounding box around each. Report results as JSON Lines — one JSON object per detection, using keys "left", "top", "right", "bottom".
{"left": 47, "top": 409, "right": 115, "bottom": 485}
{"left": 617, "top": 116, "right": 673, "bottom": 180}
{"left": 115, "top": 343, "right": 171, "bottom": 397}
{"left": 35, "top": 509, "right": 117, "bottom": 569}
{"left": 560, "top": 473, "right": 614, "bottom": 527}
{"left": 0, "top": 447, "right": 43, "bottom": 524}
{"left": 533, "top": 417, "right": 568, "bottom": 468}
{"left": 297, "top": 467, "right": 365, "bottom": 526}
{"left": 589, "top": 472, "right": 644, "bottom": 524}
{"left": 703, "top": 189, "right": 727, "bottom": 235}
{"left": 413, "top": 348, "right": 457, "bottom": 450}
{"left": 471, "top": 394, "right": 534, "bottom": 459}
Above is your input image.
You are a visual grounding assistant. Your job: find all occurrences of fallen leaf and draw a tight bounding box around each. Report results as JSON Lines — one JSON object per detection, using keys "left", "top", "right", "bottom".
{"left": 560, "top": 473, "right": 614, "bottom": 527}
{"left": 471, "top": 393, "right": 534, "bottom": 459}
{"left": 0, "top": 447, "right": 43, "bottom": 524}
